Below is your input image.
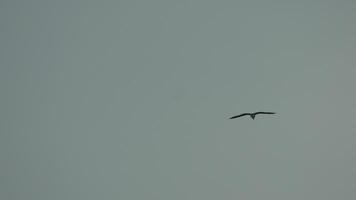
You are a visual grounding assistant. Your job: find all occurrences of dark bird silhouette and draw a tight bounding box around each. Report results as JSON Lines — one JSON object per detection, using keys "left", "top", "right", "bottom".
{"left": 229, "top": 112, "right": 275, "bottom": 120}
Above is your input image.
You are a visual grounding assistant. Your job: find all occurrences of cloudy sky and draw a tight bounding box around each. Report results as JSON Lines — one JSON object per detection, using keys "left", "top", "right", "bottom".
{"left": 2, "top": 0, "right": 356, "bottom": 199}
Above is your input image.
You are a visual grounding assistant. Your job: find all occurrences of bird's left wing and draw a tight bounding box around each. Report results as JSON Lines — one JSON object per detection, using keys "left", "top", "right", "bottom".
{"left": 229, "top": 113, "right": 249, "bottom": 119}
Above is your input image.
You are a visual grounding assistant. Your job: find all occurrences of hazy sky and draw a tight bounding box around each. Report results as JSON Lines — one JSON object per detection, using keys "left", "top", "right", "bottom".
{"left": 2, "top": 0, "right": 356, "bottom": 199}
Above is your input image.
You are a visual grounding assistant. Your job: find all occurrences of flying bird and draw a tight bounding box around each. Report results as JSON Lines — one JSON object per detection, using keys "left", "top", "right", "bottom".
{"left": 229, "top": 112, "right": 275, "bottom": 120}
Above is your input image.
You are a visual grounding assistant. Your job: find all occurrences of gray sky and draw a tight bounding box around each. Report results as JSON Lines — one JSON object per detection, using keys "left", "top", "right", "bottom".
{"left": 2, "top": 0, "right": 356, "bottom": 199}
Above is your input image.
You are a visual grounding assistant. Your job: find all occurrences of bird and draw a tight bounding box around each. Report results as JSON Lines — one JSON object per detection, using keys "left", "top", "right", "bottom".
{"left": 229, "top": 112, "right": 275, "bottom": 120}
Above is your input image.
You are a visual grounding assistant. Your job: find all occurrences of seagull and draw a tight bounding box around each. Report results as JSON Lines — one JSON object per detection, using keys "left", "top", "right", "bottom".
{"left": 229, "top": 112, "right": 276, "bottom": 120}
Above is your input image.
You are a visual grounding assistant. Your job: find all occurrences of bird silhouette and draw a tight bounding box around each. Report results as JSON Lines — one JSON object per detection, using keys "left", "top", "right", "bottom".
{"left": 229, "top": 112, "right": 275, "bottom": 120}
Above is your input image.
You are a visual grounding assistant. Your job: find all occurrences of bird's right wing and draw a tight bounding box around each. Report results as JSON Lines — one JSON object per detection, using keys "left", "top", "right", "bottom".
{"left": 255, "top": 112, "right": 275, "bottom": 115}
{"left": 229, "top": 113, "right": 249, "bottom": 119}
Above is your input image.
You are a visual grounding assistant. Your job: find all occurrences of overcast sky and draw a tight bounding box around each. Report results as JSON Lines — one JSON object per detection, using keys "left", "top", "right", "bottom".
{"left": 2, "top": 0, "right": 356, "bottom": 199}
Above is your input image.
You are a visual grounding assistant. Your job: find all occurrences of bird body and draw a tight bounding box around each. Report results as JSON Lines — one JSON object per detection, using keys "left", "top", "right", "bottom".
{"left": 229, "top": 112, "right": 275, "bottom": 120}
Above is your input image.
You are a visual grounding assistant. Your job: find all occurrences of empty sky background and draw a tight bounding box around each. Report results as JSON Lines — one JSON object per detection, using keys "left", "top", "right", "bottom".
{"left": 2, "top": 0, "right": 356, "bottom": 199}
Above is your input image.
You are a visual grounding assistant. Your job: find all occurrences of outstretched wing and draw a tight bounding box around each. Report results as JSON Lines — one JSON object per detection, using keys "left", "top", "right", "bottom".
{"left": 255, "top": 112, "right": 275, "bottom": 115}
{"left": 229, "top": 113, "right": 250, "bottom": 119}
